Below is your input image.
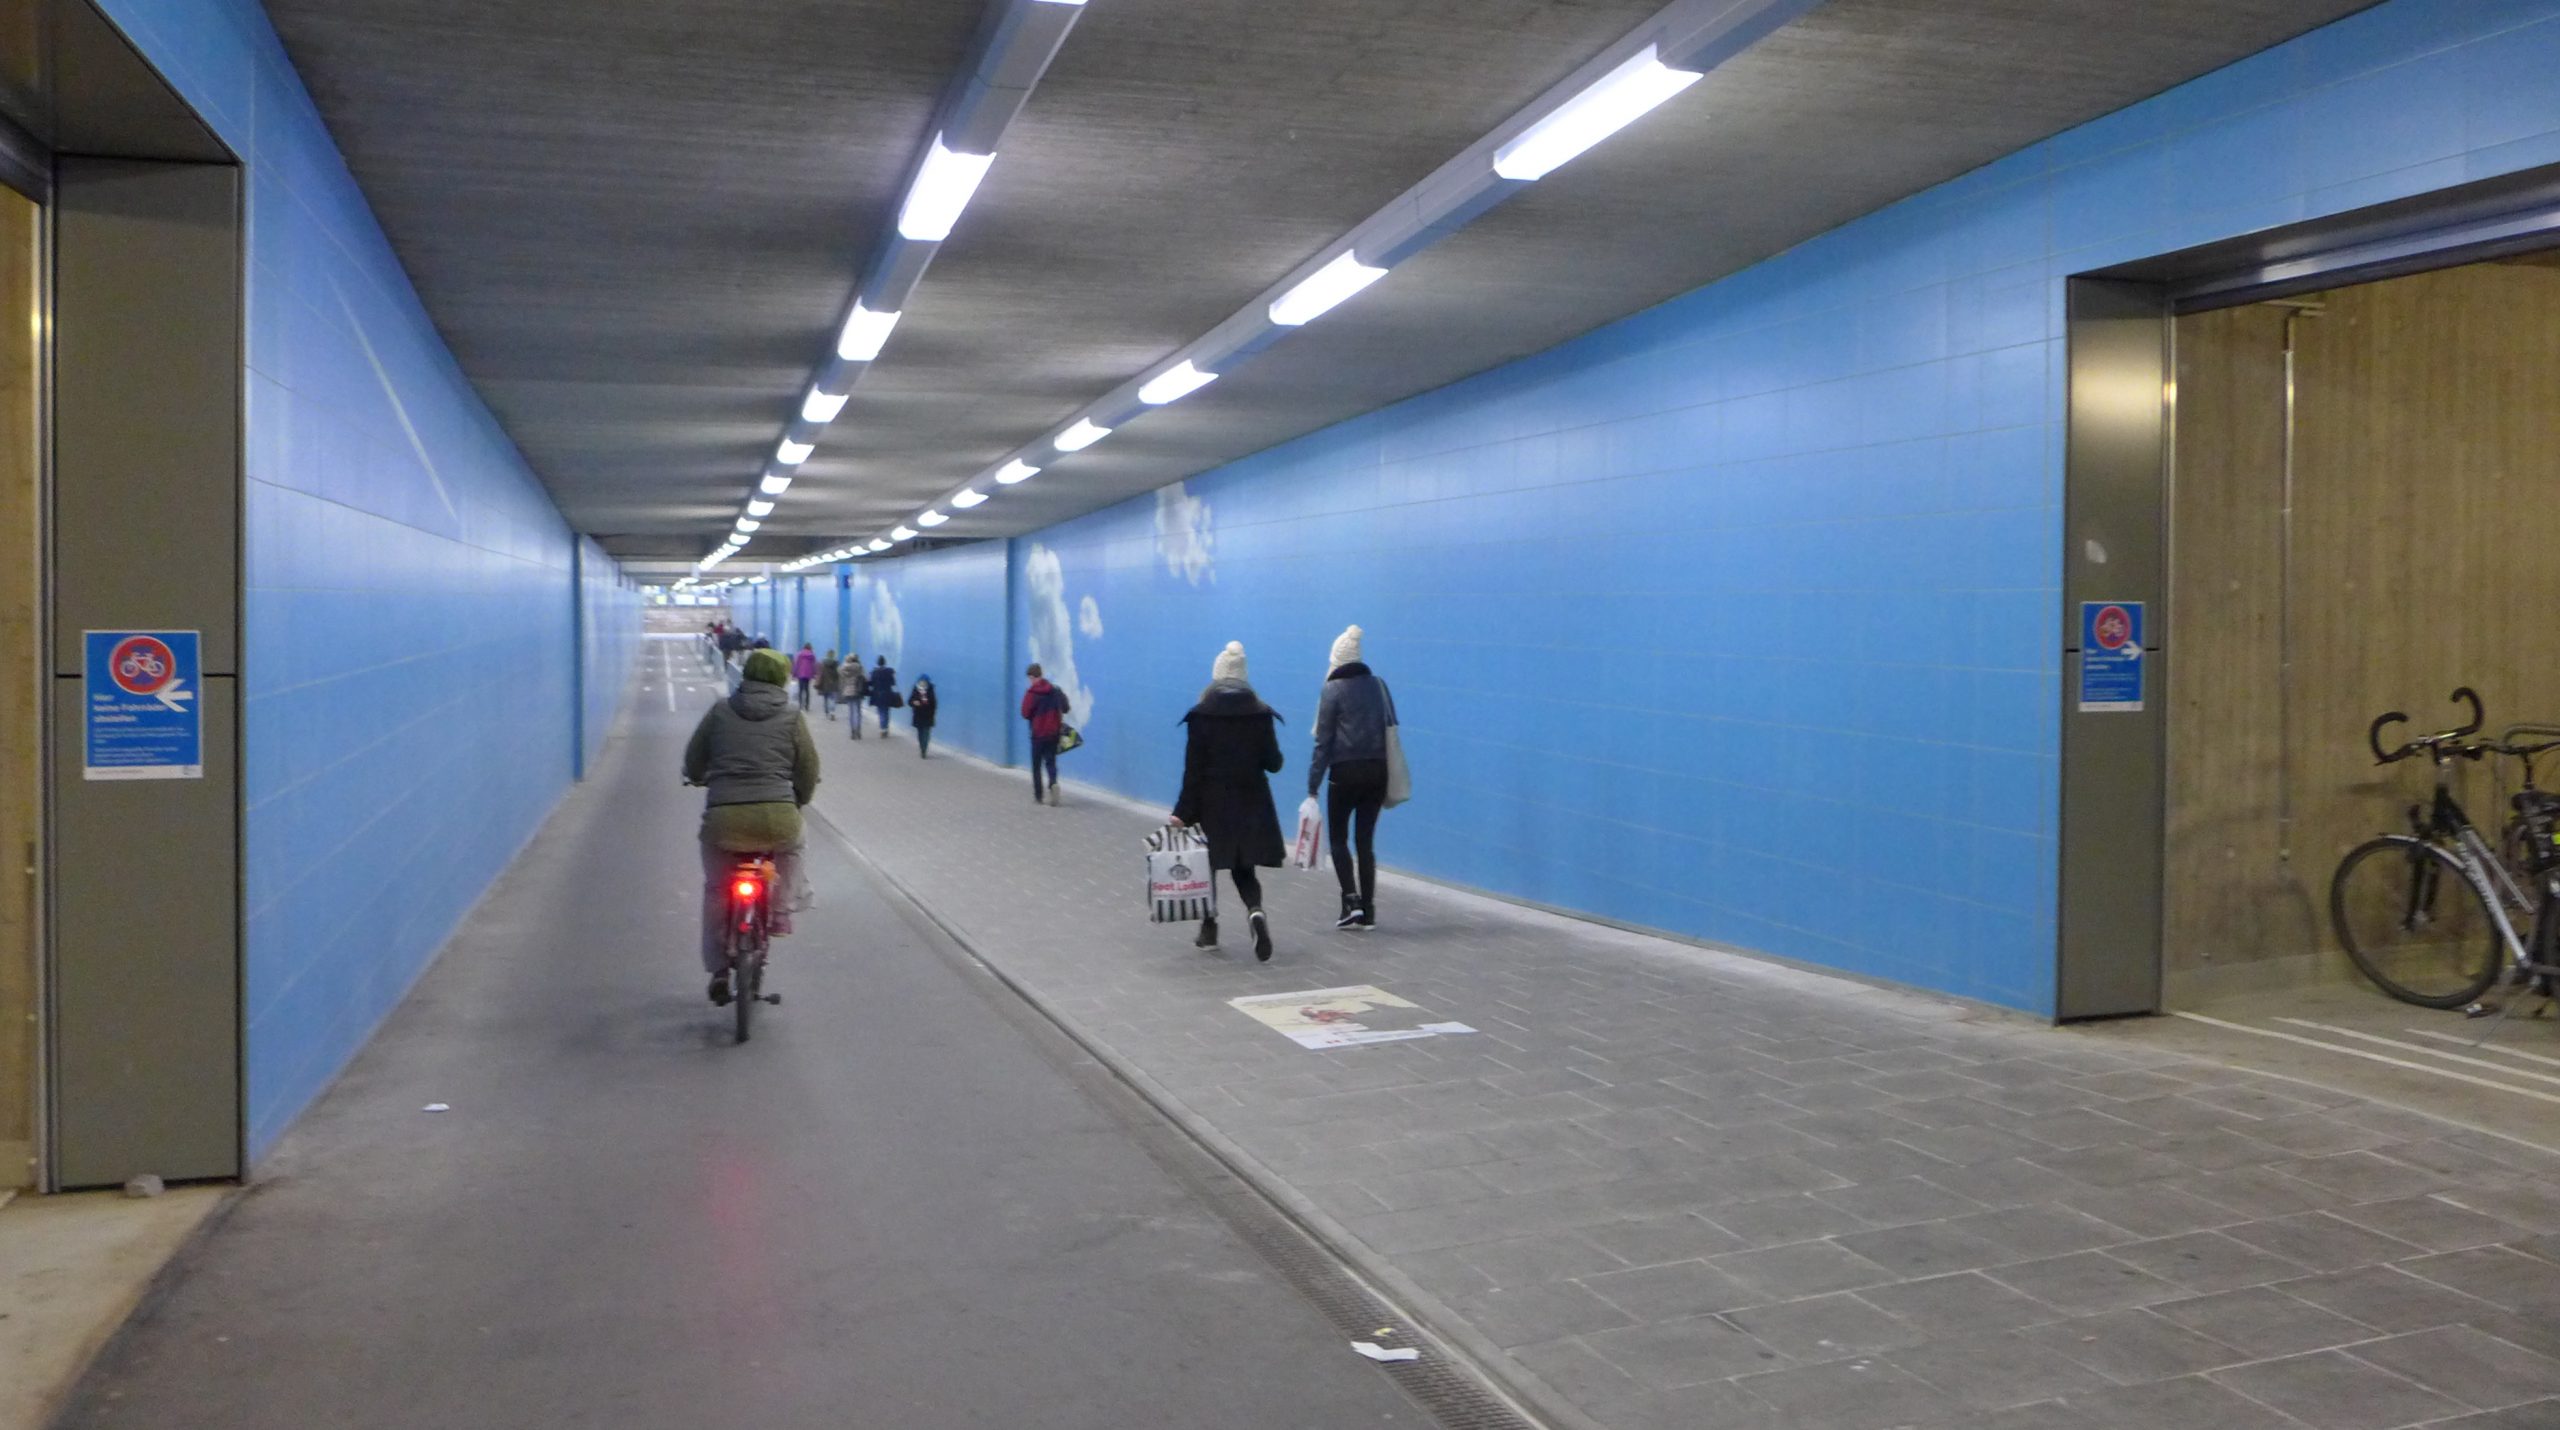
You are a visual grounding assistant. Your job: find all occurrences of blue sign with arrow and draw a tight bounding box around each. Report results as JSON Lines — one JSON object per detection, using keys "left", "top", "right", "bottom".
{"left": 83, "top": 630, "right": 203, "bottom": 780}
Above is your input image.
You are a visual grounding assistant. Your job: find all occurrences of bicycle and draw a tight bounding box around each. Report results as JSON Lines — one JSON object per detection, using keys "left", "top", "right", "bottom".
{"left": 2329, "top": 687, "right": 2560, "bottom": 1014}
{"left": 719, "top": 852, "right": 783, "bottom": 1042}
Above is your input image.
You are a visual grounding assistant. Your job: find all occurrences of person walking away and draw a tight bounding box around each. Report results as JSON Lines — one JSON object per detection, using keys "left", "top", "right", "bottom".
{"left": 791, "top": 643, "right": 819, "bottom": 711}
{"left": 1022, "top": 664, "right": 1070, "bottom": 805}
{"left": 1308, "top": 624, "right": 1391, "bottom": 930}
{"left": 1172, "top": 641, "right": 1285, "bottom": 962}
{"left": 868, "top": 655, "right": 899, "bottom": 739}
{"left": 681, "top": 647, "right": 819, "bottom": 1006}
{"left": 816, "top": 649, "right": 840, "bottom": 720}
{"left": 908, "top": 675, "right": 939, "bottom": 758}
{"left": 841, "top": 653, "right": 866, "bottom": 739}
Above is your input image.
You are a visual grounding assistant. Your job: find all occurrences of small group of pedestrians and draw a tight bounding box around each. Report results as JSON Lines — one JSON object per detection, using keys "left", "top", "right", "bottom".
{"left": 1019, "top": 625, "right": 1397, "bottom": 965}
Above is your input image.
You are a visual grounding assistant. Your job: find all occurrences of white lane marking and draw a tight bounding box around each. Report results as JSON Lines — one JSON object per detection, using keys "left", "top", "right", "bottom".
{"left": 2403, "top": 1026, "right": 2560, "bottom": 1069}
{"left": 2171, "top": 1011, "right": 2560, "bottom": 1105}
{"left": 660, "top": 642, "right": 676, "bottom": 711}
{"left": 2272, "top": 1018, "right": 2560, "bottom": 1089}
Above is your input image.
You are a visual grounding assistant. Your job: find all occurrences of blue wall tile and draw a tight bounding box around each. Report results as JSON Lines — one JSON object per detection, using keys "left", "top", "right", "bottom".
{"left": 97, "top": 0, "right": 638, "bottom": 1156}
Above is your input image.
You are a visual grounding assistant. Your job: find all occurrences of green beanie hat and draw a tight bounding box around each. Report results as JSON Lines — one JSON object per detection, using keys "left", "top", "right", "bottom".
{"left": 741, "top": 648, "right": 791, "bottom": 687}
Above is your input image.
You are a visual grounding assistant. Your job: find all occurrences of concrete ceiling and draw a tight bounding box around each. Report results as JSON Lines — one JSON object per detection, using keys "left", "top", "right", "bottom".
{"left": 263, "top": 0, "right": 2379, "bottom": 564}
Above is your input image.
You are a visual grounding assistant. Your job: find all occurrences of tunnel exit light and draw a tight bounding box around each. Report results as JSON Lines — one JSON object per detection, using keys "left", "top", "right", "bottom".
{"left": 1493, "top": 46, "right": 1701, "bottom": 182}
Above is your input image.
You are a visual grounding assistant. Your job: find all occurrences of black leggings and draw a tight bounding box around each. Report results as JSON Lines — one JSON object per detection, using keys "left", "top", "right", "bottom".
{"left": 1328, "top": 761, "right": 1388, "bottom": 902}
{"left": 1223, "top": 863, "right": 1262, "bottom": 914}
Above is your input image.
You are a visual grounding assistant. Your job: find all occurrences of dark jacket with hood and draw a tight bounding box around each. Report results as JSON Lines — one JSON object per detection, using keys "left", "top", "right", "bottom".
{"left": 907, "top": 679, "right": 938, "bottom": 730}
{"left": 1173, "top": 681, "right": 1285, "bottom": 871}
{"left": 684, "top": 648, "right": 819, "bottom": 850}
{"left": 869, "top": 661, "right": 898, "bottom": 708}
{"left": 1308, "top": 661, "right": 1390, "bottom": 796}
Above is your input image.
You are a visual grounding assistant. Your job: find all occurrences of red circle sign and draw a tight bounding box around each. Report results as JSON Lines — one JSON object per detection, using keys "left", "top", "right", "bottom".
{"left": 2092, "top": 605, "right": 2133, "bottom": 652}
{"left": 109, "top": 635, "right": 175, "bottom": 695}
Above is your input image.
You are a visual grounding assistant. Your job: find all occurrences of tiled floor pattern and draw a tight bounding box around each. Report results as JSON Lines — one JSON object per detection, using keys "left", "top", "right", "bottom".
{"left": 810, "top": 735, "right": 2560, "bottom": 1429}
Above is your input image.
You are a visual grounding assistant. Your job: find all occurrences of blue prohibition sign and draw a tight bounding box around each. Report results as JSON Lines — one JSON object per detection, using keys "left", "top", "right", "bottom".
{"left": 83, "top": 630, "right": 203, "bottom": 780}
{"left": 2078, "top": 601, "right": 2145, "bottom": 713}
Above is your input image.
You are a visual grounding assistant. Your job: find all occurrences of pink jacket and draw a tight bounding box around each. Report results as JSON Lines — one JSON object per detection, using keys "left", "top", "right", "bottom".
{"left": 791, "top": 649, "right": 818, "bottom": 681}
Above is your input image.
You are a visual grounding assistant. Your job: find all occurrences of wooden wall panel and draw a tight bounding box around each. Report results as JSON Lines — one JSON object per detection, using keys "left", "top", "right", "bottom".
{"left": 2167, "top": 261, "right": 2560, "bottom": 999}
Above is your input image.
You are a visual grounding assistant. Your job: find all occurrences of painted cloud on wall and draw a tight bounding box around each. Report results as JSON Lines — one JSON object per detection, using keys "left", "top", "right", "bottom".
{"left": 1155, "top": 481, "right": 1214, "bottom": 586}
{"left": 1078, "top": 595, "right": 1104, "bottom": 639}
{"left": 1024, "top": 543, "right": 1095, "bottom": 726}
{"left": 868, "top": 583, "right": 905, "bottom": 671}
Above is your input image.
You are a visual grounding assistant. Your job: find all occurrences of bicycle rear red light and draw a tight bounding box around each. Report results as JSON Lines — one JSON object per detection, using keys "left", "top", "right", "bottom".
{"left": 733, "top": 878, "right": 760, "bottom": 900}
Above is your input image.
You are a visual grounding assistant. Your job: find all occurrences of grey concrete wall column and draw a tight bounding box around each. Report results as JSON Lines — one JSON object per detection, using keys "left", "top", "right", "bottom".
{"left": 47, "top": 156, "right": 242, "bottom": 1186}
{"left": 2056, "top": 278, "right": 2171, "bottom": 1020}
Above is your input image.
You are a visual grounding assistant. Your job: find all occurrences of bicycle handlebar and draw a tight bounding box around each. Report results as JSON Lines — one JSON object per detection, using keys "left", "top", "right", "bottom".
{"left": 2370, "top": 687, "right": 2487, "bottom": 765}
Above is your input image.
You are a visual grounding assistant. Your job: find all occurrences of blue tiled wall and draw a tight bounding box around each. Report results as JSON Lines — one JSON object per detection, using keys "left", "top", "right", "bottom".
{"left": 577, "top": 537, "right": 642, "bottom": 774}
{"left": 991, "top": 0, "right": 2560, "bottom": 1016}
{"left": 846, "top": 544, "right": 1012, "bottom": 761}
{"left": 98, "top": 0, "right": 637, "bottom": 1153}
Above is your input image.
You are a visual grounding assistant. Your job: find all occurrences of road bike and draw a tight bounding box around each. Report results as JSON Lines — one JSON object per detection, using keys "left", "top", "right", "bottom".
{"left": 2329, "top": 687, "right": 2560, "bottom": 1014}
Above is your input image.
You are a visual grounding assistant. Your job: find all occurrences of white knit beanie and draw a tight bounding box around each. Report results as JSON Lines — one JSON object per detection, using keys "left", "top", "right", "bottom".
{"left": 1330, "top": 625, "right": 1363, "bottom": 669}
{"left": 1212, "top": 640, "right": 1248, "bottom": 684}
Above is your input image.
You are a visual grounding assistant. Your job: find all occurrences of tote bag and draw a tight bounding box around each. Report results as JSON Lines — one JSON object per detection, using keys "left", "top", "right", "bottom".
{"left": 1381, "top": 680, "right": 1411, "bottom": 809}
{"left": 1145, "top": 824, "right": 1216, "bottom": 923}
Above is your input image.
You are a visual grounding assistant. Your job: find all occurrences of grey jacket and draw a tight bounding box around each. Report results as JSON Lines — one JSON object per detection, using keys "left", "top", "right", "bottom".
{"left": 1308, "top": 662, "right": 1390, "bottom": 794}
{"left": 684, "top": 679, "right": 819, "bottom": 807}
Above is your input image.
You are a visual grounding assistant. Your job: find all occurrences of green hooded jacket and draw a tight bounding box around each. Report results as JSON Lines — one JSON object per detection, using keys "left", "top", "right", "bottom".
{"left": 684, "top": 647, "right": 819, "bottom": 850}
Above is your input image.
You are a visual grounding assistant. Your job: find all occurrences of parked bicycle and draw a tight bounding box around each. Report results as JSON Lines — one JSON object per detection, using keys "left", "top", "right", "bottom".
{"left": 2329, "top": 688, "right": 2560, "bottom": 1012}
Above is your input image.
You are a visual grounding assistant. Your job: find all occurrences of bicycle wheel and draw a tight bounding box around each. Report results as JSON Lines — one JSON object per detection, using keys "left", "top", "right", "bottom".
{"left": 734, "top": 944, "right": 754, "bottom": 1043}
{"left": 2331, "top": 836, "right": 2505, "bottom": 1008}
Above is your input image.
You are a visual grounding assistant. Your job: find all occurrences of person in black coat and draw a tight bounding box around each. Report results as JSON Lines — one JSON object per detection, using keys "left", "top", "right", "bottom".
{"left": 1171, "top": 641, "right": 1285, "bottom": 962}
{"left": 907, "top": 676, "right": 938, "bottom": 758}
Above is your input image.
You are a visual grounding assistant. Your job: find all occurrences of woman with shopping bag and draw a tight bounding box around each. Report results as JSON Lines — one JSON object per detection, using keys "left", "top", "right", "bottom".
{"left": 1170, "top": 641, "right": 1286, "bottom": 961}
{"left": 1306, "top": 625, "right": 1404, "bottom": 930}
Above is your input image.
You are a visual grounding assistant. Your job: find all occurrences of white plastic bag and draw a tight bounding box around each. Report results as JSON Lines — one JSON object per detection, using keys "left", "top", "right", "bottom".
{"left": 1291, "top": 796, "right": 1326, "bottom": 871}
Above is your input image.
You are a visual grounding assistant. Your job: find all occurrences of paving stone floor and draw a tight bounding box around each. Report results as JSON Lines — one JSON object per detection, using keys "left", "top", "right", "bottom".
{"left": 810, "top": 729, "right": 2560, "bottom": 1430}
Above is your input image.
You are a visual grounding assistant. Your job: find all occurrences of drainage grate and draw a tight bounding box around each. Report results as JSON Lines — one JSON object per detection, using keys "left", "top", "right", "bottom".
{"left": 818, "top": 809, "right": 1556, "bottom": 1430}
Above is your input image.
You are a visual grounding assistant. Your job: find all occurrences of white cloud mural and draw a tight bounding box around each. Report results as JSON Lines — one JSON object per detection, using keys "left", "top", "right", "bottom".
{"left": 1078, "top": 595, "right": 1104, "bottom": 639}
{"left": 1154, "top": 481, "right": 1214, "bottom": 586}
{"left": 1023, "top": 543, "right": 1094, "bottom": 726}
{"left": 868, "top": 583, "right": 905, "bottom": 671}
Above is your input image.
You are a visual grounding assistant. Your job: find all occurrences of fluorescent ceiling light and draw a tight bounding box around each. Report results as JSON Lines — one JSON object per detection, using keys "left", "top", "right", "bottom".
{"left": 890, "top": 525, "right": 918, "bottom": 542}
{"left": 1269, "top": 250, "right": 1388, "bottom": 326}
{"left": 950, "top": 487, "right": 988, "bottom": 509}
{"left": 759, "top": 473, "right": 792, "bottom": 497}
{"left": 868, "top": 539, "right": 891, "bottom": 552}
{"left": 1055, "top": 419, "right": 1111, "bottom": 453}
{"left": 776, "top": 438, "right": 814, "bottom": 466}
{"left": 746, "top": 499, "right": 775, "bottom": 517}
{"left": 995, "top": 459, "right": 1040, "bottom": 485}
{"left": 917, "top": 510, "right": 949, "bottom": 528}
{"left": 735, "top": 519, "right": 761, "bottom": 533}
{"left": 836, "top": 303, "right": 901, "bottom": 362}
{"left": 802, "top": 387, "right": 849, "bottom": 423}
{"left": 1139, "top": 360, "right": 1219, "bottom": 405}
{"left": 898, "top": 135, "right": 996, "bottom": 242}
{"left": 1493, "top": 45, "right": 1702, "bottom": 182}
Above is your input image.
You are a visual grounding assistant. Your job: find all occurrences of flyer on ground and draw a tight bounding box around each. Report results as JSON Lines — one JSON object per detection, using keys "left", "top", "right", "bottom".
{"left": 1226, "top": 985, "right": 1476, "bottom": 1051}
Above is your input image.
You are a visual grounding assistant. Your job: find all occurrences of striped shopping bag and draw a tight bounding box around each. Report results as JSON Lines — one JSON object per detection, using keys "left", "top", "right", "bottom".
{"left": 1146, "top": 824, "right": 1216, "bottom": 924}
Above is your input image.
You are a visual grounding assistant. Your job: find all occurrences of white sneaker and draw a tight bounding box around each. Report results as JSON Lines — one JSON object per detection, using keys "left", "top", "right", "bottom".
{"left": 1046, "top": 787, "right": 1062, "bottom": 807}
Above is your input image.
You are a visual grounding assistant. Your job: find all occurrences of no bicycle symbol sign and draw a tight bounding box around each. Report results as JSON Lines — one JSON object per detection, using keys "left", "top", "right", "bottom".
{"left": 84, "top": 630, "right": 203, "bottom": 780}
{"left": 2077, "top": 601, "right": 2144, "bottom": 713}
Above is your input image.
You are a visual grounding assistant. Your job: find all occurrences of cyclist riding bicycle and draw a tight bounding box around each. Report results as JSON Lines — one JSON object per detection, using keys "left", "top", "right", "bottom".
{"left": 682, "top": 647, "right": 818, "bottom": 1005}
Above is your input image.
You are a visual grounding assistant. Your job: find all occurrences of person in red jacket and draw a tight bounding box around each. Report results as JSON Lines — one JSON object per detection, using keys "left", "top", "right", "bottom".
{"left": 1021, "top": 664, "right": 1070, "bottom": 806}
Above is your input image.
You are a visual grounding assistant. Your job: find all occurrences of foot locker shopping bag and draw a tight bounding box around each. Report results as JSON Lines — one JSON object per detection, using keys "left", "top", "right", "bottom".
{"left": 1147, "top": 825, "right": 1216, "bottom": 923}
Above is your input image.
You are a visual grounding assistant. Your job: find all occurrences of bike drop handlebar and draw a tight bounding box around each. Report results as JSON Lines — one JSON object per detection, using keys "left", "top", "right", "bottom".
{"left": 2368, "top": 686, "right": 2485, "bottom": 765}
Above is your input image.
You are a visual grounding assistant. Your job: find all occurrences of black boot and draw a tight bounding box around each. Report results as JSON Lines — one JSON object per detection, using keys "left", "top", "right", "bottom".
{"left": 1357, "top": 896, "right": 1376, "bottom": 930}
{"left": 1336, "top": 893, "right": 1363, "bottom": 930}
{"left": 1250, "top": 910, "right": 1273, "bottom": 962}
{"left": 708, "top": 973, "right": 733, "bottom": 1006}
{"left": 1194, "top": 917, "right": 1219, "bottom": 949}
